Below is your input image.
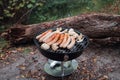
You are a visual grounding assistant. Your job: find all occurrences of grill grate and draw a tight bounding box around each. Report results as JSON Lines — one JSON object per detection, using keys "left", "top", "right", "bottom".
{"left": 37, "top": 32, "right": 88, "bottom": 54}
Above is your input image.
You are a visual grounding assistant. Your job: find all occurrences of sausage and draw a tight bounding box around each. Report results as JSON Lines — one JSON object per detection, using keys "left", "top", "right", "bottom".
{"left": 47, "top": 33, "right": 60, "bottom": 45}
{"left": 60, "top": 33, "right": 68, "bottom": 47}
{"left": 67, "top": 36, "right": 75, "bottom": 49}
{"left": 54, "top": 34, "right": 64, "bottom": 45}
{"left": 39, "top": 30, "right": 52, "bottom": 42}
{"left": 63, "top": 35, "right": 71, "bottom": 48}
{"left": 51, "top": 34, "right": 64, "bottom": 51}
{"left": 36, "top": 30, "right": 52, "bottom": 40}
{"left": 44, "top": 33, "right": 57, "bottom": 43}
{"left": 43, "top": 28, "right": 62, "bottom": 42}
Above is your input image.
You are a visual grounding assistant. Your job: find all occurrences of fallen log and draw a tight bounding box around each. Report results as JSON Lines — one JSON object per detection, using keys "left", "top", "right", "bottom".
{"left": 90, "top": 37, "right": 120, "bottom": 45}
{"left": 1, "top": 13, "right": 120, "bottom": 44}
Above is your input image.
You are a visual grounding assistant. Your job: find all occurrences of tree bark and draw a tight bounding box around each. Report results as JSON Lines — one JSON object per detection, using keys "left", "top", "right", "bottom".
{"left": 1, "top": 13, "right": 120, "bottom": 44}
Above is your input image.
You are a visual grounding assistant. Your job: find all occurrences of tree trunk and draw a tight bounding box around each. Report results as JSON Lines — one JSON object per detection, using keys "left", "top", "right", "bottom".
{"left": 1, "top": 13, "right": 120, "bottom": 44}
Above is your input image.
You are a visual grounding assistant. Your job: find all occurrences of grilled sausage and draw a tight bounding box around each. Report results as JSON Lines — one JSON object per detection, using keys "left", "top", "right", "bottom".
{"left": 60, "top": 33, "right": 68, "bottom": 47}
{"left": 67, "top": 36, "right": 75, "bottom": 49}
{"left": 43, "top": 28, "right": 62, "bottom": 42}
{"left": 44, "top": 33, "right": 57, "bottom": 43}
{"left": 39, "top": 30, "right": 52, "bottom": 42}
{"left": 47, "top": 33, "right": 60, "bottom": 45}
{"left": 36, "top": 30, "right": 52, "bottom": 40}
{"left": 51, "top": 34, "right": 64, "bottom": 51}
{"left": 63, "top": 35, "right": 71, "bottom": 48}
{"left": 54, "top": 34, "right": 64, "bottom": 45}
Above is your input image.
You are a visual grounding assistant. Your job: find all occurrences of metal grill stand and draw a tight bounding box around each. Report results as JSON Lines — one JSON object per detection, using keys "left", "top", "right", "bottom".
{"left": 44, "top": 59, "right": 78, "bottom": 77}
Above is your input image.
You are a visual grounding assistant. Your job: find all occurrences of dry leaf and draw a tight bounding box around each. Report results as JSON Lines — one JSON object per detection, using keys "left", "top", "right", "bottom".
{"left": 17, "top": 47, "right": 24, "bottom": 52}
{"left": 21, "top": 75, "right": 25, "bottom": 78}
{"left": 16, "top": 76, "right": 20, "bottom": 79}
{"left": 41, "top": 76, "right": 45, "bottom": 80}
{"left": 18, "top": 65, "right": 26, "bottom": 70}
{"left": 11, "top": 50, "right": 17, "bottom": 53}
{"left": 30, "top": 52, "right": 35, "bottom": 55}
{"left": 5, "top": 62, "right": 9, "bottom": 65}
{"left": 98, "top": 75, "right": 109, "bottom": 80}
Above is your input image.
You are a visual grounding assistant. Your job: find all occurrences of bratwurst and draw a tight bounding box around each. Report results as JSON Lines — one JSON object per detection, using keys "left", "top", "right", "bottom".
{"left": 36, "top": 28, "right": 84, "bottom": 50}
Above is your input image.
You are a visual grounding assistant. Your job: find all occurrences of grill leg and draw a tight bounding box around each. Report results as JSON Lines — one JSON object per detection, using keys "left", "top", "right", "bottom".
{"left": 61, "top": 61, "right": 64, "bottom": 80}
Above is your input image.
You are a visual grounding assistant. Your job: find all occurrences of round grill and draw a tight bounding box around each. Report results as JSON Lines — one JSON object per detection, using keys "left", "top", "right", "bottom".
{"left": 34, "top": 27, "right": 89, "bottom": 61}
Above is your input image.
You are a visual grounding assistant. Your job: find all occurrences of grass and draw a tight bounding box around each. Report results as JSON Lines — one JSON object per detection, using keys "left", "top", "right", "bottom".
{"left": 23, "top": 47, "right": 31, "bottom": 55}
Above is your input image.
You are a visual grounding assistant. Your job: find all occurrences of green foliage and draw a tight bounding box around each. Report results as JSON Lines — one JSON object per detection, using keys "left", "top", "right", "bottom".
{"left": 0, "top": 0, "right": 43, "bottom": 24}
{"left": 28, "top": 0, "right": 95, "bottom": 23}
{"left": 0, "top": 0, "right": 119, "bottom": 24}
{"left": 28, "top": 0, "right": 119, "bottom": 24}
{"left": 23, "top": 48, "right": 31, "bottom": 54}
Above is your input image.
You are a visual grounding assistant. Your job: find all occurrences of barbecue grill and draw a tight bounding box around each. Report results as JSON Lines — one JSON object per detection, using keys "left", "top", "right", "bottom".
{"left": 34, "top": 27, "right": 89, "bottom": 77}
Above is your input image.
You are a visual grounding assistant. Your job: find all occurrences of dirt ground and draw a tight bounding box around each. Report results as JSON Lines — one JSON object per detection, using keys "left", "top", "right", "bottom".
{"left": 0, "top": 43, "right": 120, "bottom": 80}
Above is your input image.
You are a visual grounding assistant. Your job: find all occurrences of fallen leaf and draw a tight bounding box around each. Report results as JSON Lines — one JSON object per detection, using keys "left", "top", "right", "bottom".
{"left": 98, "top": 75, "right": 109, "bottom": 80}
{"left": 41, "top": 76, "right": 45, "bottom": 80}
{"left": 16, "top": 76, "right": 20, "bottom": 79}
{"left": 0, "top": 54, "right": 6, "bottom": 60}
{"left": 77, "top": 66, "right": 80, "bottom": 70}
{"left": 93, "top": 58, "right": 97, "bottom": 63}
{"left": 17, "top": 47, "right": 24, "bottom": 52}
{"left": 5, "top": 62, "right": 9, "bottom": 65}
{"left": 103, "top": 75, "right": 108, "bottom": 79}
{"left": 30, "top": 52, "right": 35, "bottom": 55}
{"left": 18, "top": 65, "right": 26, "bottom": 70}
{"left": 0, "top": 54, "right": 4, "bottom": 58}
{"left": 11, "top": 50, "right": 17, "bottom": 53}
{"left": 21, "top": 75, "right": 25, "bottom": 78}
{"left": 12, "top": 58, "right": 16, "bottom": 61}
